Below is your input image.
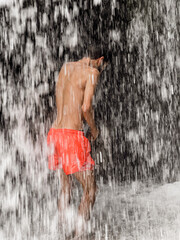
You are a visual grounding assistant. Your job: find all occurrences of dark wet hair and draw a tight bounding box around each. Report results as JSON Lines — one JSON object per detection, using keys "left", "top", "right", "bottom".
{"left": 87, "top": 44, "right": 109, "bottom": 63}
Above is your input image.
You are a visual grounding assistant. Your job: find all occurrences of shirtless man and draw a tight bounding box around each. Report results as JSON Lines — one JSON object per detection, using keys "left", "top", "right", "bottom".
{"left": 47, "top": 48, "right": 107, "bottom": 236}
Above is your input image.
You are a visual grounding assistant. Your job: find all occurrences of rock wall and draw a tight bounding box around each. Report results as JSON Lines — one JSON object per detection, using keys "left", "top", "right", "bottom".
{"left": 0, "top": 0, "right": 179, "bottom": 183}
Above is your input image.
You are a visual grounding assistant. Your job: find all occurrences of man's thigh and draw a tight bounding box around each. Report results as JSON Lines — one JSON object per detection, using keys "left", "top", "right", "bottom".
{"left": 73, "top": 170, "right": 96, "bottom": 190}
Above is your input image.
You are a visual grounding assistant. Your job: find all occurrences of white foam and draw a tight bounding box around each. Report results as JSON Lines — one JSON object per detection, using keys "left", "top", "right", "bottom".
{"left": 0, "top": 0, "right": 14, "bottom": 7}
{"left": 93, "top": 0, "right": 101, "bottom": 6}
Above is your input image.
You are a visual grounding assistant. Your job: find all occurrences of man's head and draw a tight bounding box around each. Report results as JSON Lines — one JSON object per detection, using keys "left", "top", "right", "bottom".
{"left": 86, "top": 45, "right": 109, "bottom": 73}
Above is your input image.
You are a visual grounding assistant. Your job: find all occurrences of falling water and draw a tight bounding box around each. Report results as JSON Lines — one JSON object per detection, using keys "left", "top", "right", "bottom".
{"left": 0, "top": 0, "right": 180, "bottom": 239}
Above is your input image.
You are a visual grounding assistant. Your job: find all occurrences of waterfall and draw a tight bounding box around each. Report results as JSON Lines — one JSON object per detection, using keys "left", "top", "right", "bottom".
{"left": 0, "top": 0, "right": 179, "bottom": 239}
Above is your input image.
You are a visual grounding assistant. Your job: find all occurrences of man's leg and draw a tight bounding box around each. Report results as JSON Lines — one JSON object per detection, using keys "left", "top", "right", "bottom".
{"left": 73, "top": 170, "right": 97, "bottom": 222}
{"left": 58, "top": 169, "right": 71, "bottom": 214}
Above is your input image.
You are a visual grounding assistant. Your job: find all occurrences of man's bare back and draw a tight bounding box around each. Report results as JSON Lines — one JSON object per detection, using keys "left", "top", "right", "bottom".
{"left": 52, "top": 57, "right": 100, "bottom": 136}
{"left": 47, "top": 55, "right": 105, "bottom": 237}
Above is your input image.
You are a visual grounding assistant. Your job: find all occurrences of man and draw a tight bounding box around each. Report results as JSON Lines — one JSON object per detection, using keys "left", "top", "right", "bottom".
{"left": 47, "top": 47, "right": 107, "bottom": 236}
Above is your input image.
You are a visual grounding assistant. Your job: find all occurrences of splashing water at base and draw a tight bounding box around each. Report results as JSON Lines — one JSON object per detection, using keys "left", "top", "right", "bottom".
{"left": 1, "top": 123, "right": 180, "bottom": 239}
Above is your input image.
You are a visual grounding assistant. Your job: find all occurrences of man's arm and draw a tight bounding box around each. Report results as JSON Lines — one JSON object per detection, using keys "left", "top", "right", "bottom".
{"left": 82, "top": 70, "right": 99, "bottom": 140}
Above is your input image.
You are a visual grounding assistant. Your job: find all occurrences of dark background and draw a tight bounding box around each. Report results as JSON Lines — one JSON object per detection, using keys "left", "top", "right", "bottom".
{"left": 0, "top": 0, "right": 180, "bottom": 183}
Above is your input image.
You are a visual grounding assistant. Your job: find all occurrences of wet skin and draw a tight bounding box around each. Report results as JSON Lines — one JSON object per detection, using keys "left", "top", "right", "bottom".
{"left": 52, "top": 57, "right": 104, "bottom": 236}
{"left": 52, "top": 57, "right": 101, "bottom": 136}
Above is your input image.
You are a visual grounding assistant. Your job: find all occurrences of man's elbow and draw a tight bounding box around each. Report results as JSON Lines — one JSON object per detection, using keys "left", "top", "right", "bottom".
{"left": 82, "top": 104, "right": 91, "bottom": 113}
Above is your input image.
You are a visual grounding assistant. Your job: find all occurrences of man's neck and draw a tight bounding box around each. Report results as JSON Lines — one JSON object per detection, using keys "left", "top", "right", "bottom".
{"left": 78, "top": 57, "right": 90, "bottom": 66}
{"left": 79, "top": 57, "right": 99, "bottom": 71}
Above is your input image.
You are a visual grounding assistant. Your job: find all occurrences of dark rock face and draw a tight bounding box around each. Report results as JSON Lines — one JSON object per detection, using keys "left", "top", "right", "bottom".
{"left": 0, "top": 0, "right": 179, "bottom": 185}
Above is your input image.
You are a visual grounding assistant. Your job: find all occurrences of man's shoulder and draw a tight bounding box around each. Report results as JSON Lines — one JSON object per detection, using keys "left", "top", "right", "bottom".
{"left": 62, "top": 62, "right": 76, "bottom": 68}
{"left": 86, "top": 67, "right": 100, "bottom": 77}
{"left": 61, "top": 62, "right": 99, "bottom": 77}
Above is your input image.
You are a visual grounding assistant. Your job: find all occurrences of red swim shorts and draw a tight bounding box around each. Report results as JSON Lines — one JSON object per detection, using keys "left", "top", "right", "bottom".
{"left": 47, "top": 128, "right": 95, "bottom": 175}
